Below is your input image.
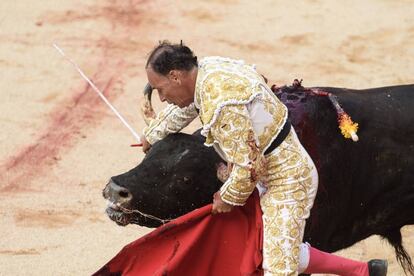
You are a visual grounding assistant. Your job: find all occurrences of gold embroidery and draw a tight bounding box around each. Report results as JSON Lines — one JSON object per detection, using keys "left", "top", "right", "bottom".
{"left": 194, "top": 56, "right": 288, "bottom": 144}
{"left": 143, "top": 103, "right": 198, "bottom": 145}
{"left": 211, "top": 105, "right": 258, "bottom": 205}
{"left": 260, "top": 130, "right": 317, "bottom": 275}
{"left": 247, "top": 130, "right": 268, "bottom": 183}
{"left": 199, "top": 71, "right": 254, "bottom": 125}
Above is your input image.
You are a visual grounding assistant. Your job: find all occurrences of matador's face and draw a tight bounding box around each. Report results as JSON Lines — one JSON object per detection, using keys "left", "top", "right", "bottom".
{"left": 146, "top": 67, "right": 194, "bottom": 108}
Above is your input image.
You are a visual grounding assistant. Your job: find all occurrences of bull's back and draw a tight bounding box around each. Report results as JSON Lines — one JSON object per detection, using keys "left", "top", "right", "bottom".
{"left": 323, "top": 84, "right": 414, "bottom": 182}
{"left": 324, "top": 84, "right": 414, "bottom": 143}
{"left": 295, "top": 84, "right": 414, "bottom": 251}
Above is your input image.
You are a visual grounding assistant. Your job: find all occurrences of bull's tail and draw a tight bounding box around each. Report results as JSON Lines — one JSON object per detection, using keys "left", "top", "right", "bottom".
{"left": 384, "top": 228, "right": 414, "bottom": 275}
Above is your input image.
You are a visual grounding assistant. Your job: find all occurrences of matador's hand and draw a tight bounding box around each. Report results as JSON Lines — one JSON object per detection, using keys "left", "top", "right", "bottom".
{"left": 141, "top": 136, "right": 152, "bottom": 154}
{"left": 212, "top": 192, "right": 234, "bottom": 214}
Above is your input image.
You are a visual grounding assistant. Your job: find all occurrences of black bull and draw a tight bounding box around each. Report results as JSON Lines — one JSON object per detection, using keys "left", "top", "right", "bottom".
{"left": 103, "top": 82, "right": 414, "bottom": 274}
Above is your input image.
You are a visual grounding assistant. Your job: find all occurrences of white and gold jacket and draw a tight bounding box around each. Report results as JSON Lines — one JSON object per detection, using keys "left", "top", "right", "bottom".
{"left": 144, "top": 56, "right": 288, "bottom": 206}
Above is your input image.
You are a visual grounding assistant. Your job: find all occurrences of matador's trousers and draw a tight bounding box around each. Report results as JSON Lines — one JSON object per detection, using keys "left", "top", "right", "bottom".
{"left": 260, "top": 129, "right": 318, "bottom": 276}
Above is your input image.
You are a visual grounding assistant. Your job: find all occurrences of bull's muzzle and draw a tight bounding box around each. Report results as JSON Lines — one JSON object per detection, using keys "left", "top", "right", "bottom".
{"left": 103, "top": 179, "right": 133, "bottom": 206}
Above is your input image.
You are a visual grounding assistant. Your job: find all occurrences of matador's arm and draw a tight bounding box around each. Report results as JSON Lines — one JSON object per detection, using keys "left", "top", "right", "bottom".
{"left": 210, "top": 104, "right": 264, "bottom": 206}
{"left": 143, "top": 103, "right": 198, "bottom": 145}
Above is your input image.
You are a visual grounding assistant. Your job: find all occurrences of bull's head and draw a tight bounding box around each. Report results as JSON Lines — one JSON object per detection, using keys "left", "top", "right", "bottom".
{"left": 103, "top": 84, "right": 223, "bottom": 228}
{"left": 103, "top": 133, "right": 222, "bottom": 227}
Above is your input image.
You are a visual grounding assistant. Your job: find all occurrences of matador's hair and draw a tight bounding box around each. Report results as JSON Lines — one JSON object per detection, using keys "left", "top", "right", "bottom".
{"left": 146, "top": 40, "right": 198, "bottom": 75}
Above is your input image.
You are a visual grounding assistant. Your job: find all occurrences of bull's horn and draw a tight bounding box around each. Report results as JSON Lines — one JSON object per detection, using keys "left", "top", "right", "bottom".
{"left": 140, "top": 83, "right": 156, "bottom": 126}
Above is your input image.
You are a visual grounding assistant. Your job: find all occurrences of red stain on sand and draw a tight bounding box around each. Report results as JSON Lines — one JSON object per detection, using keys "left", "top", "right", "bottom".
{"left": 0, "top": 0, "right": 151, "bottom": 193}
{"left": 0, "top": 64, "right": 124, "bottom": 193}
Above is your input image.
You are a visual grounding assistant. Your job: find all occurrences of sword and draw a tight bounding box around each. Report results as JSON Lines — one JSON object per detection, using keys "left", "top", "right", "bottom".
{"left": 53, "top": 43, "right": 142, "bottom": 146}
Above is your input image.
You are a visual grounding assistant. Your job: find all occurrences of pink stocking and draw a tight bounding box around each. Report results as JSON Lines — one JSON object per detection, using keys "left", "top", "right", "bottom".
{"left": 304, "top": 245, "right": 369, "bottom": 276}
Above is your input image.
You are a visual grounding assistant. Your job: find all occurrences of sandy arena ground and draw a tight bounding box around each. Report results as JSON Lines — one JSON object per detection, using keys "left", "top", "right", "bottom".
{"left": 0, "top": 0, "right": 413, "bottom": 275}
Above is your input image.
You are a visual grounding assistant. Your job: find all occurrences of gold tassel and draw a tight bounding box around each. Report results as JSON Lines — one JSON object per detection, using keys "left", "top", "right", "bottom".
{"left": 338, "top": 113, "right": 359, "bottom": 141}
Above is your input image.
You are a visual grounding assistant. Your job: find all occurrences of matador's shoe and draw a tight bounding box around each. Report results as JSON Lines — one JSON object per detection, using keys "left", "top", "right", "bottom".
{"left": 368, "top": 259, "right": 388, "bottom": 276}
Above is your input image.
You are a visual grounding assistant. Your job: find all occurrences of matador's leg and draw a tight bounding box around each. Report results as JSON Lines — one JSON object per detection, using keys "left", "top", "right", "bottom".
{"left": 260, "top": 130, "right": 318, "bottom": 276}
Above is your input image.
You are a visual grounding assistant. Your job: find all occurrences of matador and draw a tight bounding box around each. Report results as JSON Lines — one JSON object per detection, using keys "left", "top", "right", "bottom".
{"left": 141, "top": 41, "right": 387, "bottom": 276}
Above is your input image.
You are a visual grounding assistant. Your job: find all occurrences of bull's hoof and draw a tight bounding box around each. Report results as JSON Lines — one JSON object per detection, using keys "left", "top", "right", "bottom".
{"left": 368, "top": 259, "right": 388, "bottom": 276}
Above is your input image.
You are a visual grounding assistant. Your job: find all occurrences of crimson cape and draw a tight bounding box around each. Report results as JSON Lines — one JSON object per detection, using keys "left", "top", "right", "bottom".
{"left": 94, "top": 191, "right": 263, "bottom": 276}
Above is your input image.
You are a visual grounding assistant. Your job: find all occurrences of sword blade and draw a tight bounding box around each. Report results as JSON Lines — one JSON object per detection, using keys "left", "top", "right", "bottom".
{"left": 53, "top": 43, "right": 141, "bottom": 144}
